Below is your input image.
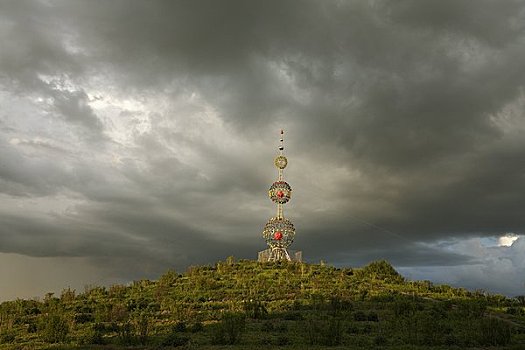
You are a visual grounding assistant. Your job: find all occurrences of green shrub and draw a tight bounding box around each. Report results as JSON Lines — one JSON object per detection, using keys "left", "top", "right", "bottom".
{"left": 271, "top": 320, "right": 288, "bottom": 332}
{"left": 116, "top": 321, "right": 134, "bottom": 345}
{"left": 243, "top": 299, "right": 268, "bottom": 319}
{"left": 347, "top": 323, "right": 359, "bottom": 334}
{"left": 189, "top": 321, "right": 204, "bottom": 332}
{"left": 173, "top": 321, "right": 186, "bottom": 332}
{"left": 444, "top": 334, "right": 459, "bottom": 346}
{"left": 276, "top": 335, "right": 290, "bottom": 345}
{"left": 393, "top": 298, "right": 417, "bottom": 317}
{"left": 282, "top": 311, "right": 303, "bottom": 320}
{"left": 362, "top": 323, "right": 372, "bottom": 334}
{"left": 259, "top": 336, "right": 272, "bottom": 345}
{"left": 478, "top": 317, "right": 512, "bottom": 346}
{"left": 262, "top": 320, "right": 274, "bottom": 332}
{"left": 374, "top": 334, "right": 387, "bottom": 346}
{"left": 304, "top": 318, "right": 322, "bottom": 345}
{"left": 457, "top": 299, "right": 487, "bottom": 318}
{"left": 367, "top": 311, "right": 379, "bottom": 322}
{"left": 74, "top": 313, "right": 94, "bottom": 323}
{"left": 134, "top": 312, "right": 151, "bottom": 345}
{"left": 27, "top": 322, "right": 37, "bottom": 333}
{"left": 354, "top": 310, "right": 367, "bottom": 321}
{"left": 323, "top": 317, "right": 343, "bottom": 345}
{"left": 41, "top": 314, "right": 69, "bottom": 343}
{"left": 211, "top": 312, "right": 246, "bottom": 345}
{"left": 79, "top": 325, "right": 105, "bottom": 345}
{"left": 162, "top": 332, "right": 190, "bottom": 347}
{"left": 0, "top": 331, "right": 15, "bottom": 344}
{"left": 305, "top": 316, "right": 343, "bottom": 346}
{"left": 507, "top": 307, "right": 525, "bottom": 316}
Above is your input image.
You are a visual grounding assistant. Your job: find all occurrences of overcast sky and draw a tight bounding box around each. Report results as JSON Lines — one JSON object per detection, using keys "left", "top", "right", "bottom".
{"left": 1, "top": 0, "right": 525, "bottom": 301}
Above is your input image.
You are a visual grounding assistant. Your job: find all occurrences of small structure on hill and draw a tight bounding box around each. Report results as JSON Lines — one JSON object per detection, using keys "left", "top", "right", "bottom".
{"left": 258, "top": 130, "right": 302, "bottom": 262}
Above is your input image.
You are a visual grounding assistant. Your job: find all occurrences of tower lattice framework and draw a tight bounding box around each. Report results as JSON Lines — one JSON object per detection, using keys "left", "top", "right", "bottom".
{"left": 260, "top": 130, "right": 299, "bottom": 262}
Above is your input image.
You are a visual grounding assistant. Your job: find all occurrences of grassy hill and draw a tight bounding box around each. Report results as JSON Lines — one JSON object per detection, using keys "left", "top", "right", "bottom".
{"left": 0, "top": 258, "right": 524, "bottom": 349}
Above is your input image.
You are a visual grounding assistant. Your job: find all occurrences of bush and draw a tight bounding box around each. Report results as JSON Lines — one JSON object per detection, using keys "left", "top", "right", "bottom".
{"left": 367, "top": 311, "right": 379, "bottom": 322}
{"left": 262, "top": 320, "right": 274, "bottom": 332}
{"left": 134, "top": 313, "right": 151, "bottom": 345}
{"left": 444, "top": 334, "right": 459, "bottom": 346}
{"left": 305, "top": 317, "right": 343, "bottom": 346}
{"left": 89, "top": 330, "right": 105, "bottom": 345}
{"left": 259, "top": 336, "right": 272, "bottom": 345}
{"left": 74, "top": 313, "right": 94, "bottom": 324}
{"left": 189, "top": 322, "right": 204, "bottom": 333}
{"left": 478, "top": 317, "right": 512, "bottom": 346}
{"left": 304, "top": 318, "right": 322, "bottom": 345}
{"left": 274, "top": 321, "right": 288, "bottom": 332}
{"left": 211, "top": 312, "right": 246, "bottom": 345}
{"left": 347, "top": 323, "right": 359, "bottom": 334}
{"left": 362, "top": 324, "right": 372, "bottom": 334}
{"left": 282, "top": 311, "right": 303, "bottom": 320}
{"left": 323, "top": 317, "right": 343, "bottom": 345}
{"left": 243, "top": 299, "right": 268, "bottom": 319}
{"left": 162, "top": 332, "right": 190, "bottom": 347}
{"left": 80, "top": 325, "right": 105, "bottom": 345}
{"left": 507, "top": 307, "right": 525, "bottom": 316}
{"left": 354, "top": 310, "right": 367, "bottom": 321}
{"left": 374, "top": 334, "right": 387, "bottom": 346}
{"left": 0, "top": 331, "right": 15, "bottom": 344}
{"left": 27, "top": 322, "right": 38, "bottom": 333}
{"left": 173, "top": 321, "right": 186, "bottom": 332}
{"left": 457, "top": 299, "right": 487, "bottom": 318}
{"left": 116, "top": 321, "right": 135, "bottom": 345}
{"left": 393, "top": 298, "right": 418, "bottom": 318}
{"left": 276, "top": 335, "right": 290, "bottom": 345}
{"left": 41, "top": 314, "right": 69, "bottom": 343}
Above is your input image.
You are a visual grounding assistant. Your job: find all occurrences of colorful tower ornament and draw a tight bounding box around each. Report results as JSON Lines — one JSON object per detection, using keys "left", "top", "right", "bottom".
{"left": 258, "top": 130, "right": 302, "bottom": 262}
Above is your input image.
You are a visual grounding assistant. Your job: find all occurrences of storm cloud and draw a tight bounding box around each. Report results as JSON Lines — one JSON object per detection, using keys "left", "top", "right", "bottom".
{"left": 1, "top": 0, "right": 524, "bottom": 300}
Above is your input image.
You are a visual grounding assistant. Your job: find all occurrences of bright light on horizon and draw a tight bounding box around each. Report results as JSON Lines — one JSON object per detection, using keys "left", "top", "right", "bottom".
{"left": 498, "top": 233, "right": 519, "bottom": 247}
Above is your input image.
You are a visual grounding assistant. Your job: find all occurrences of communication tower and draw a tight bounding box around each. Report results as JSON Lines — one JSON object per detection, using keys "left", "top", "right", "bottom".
{"left": 258, "top": 130, "right": 301, "bottom": 262}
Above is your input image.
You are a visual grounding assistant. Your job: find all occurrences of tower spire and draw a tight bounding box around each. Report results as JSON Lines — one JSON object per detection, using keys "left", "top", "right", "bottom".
{"left": 278, "top": 129, "right": 284, "bottom": 181}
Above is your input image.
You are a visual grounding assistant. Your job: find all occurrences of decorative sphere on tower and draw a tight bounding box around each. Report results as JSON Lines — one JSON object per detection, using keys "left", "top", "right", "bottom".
{"left": 268, "top": 181, "right": 292, "bottom": 204}
{"left": 274, "top": 155, "right": 288, "bottom": 169}
{"left": 262, "top": 217, "right": 295, "bottom": 248}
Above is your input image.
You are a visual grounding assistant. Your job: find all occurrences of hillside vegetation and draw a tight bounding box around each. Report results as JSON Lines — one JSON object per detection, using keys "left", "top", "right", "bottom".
{"left": 1, "top": 258, "right": 524, "bottom": 349}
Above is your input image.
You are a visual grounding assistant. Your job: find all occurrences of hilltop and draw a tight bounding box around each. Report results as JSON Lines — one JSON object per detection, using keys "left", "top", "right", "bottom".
{"left": 0, "top": 258, "right": 524, "bottom": 349}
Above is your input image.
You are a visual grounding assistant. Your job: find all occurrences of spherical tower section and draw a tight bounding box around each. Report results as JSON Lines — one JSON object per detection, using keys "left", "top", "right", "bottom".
{"left": 263, "top": 217, "right": 295, "bottom": 248}
{"left": 268, "top": 181, "right": 292, "bottom": 204}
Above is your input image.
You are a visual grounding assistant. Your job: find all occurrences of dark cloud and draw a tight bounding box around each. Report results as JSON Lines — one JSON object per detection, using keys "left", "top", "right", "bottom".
{"left": 48, "top": 84, "right": 104, "bottom": 134}
{"left": 0, "top": 0, "right": 524, "bottom": 300}
{"left": 388, "top": 0, "right": 525, "bottom": 47}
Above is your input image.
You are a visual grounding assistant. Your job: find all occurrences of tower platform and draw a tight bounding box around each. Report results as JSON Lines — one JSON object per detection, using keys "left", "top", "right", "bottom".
{"left": 258, "top": 248, "right": 302, "bottom": 262}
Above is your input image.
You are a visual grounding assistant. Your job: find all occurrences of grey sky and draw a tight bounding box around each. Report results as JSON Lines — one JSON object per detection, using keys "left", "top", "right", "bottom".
{"left": 1, "top": 0, "right": 525, "bottom": 300}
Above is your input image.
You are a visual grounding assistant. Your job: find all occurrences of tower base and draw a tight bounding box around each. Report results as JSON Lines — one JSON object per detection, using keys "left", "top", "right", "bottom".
{"left": 258, "top": 248, "right": 302, "bottom": 262}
